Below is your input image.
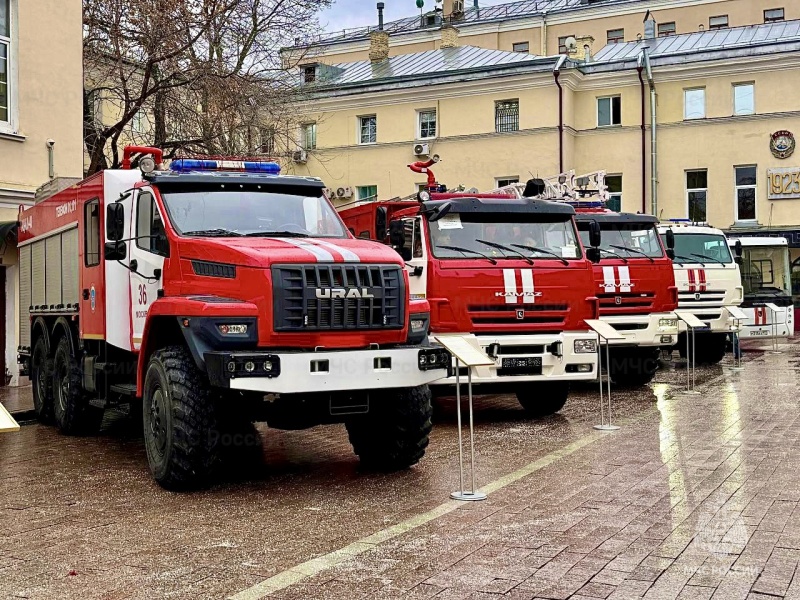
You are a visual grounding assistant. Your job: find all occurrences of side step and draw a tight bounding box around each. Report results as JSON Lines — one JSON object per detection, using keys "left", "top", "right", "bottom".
{"left": 109, "top": 383, "right": 137, "bottom": 396}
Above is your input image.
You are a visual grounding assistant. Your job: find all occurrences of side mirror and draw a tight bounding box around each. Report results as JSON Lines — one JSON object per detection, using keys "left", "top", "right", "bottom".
{"left": 734, "top": 240, "right": 743, "bottom": 258}
{"left": 104, "top": 240, "right": 127, "bottom": 261}
{"left": 106, "top": 203, "right": 125, "bottom": 241}
{"left": 589, "top": 220, "right": 602, "bottom": 249}
{"left": 667, "top": 248, "right": 676, "bottom": 260}
{"left": 427, "top": 202, "right": 452, "bottom": 222}
{"left": 665, "top": 229, "right": 675, "bottom": 250}
{"left": 735, "top": 256, "right": 743, "bottom": 266}
{"left": 586, "top": 247, "right": 601, "bottom": 264}
{"left": 375, "top": 207, "right": 387, "bottom": 242}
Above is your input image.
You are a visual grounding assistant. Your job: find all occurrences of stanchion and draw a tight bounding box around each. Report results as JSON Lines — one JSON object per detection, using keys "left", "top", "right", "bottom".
{"left": 765, "top": 302, "right": 782, "bottom": 354}
{"left": 432, "top": 334, "right": 494, "bottom": 502}
{"left": 585, "top": 320, "right": 625, "bottom": 431}
{"left": 675, "top": 311, "right": 705, "bottom": 395}
{"left": 725, "top": 306, "right": 747, "bottom": 372}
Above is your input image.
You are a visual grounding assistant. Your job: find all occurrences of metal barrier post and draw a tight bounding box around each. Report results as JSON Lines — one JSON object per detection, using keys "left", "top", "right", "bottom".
{"left": 585, "top": 321, "right": 623, "bottom": 432}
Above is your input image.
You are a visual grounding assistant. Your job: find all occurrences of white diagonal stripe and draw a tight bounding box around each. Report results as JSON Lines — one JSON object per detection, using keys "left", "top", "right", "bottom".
{"left": 520, "top": 270, "right": 535, "bottom": 305}
{"left": 503, "top": 269, "right": 517, "bottom": 304}
{"left": 602, "top": 266, "right": 616, "bottom": 293}
{"left": 312, "top": 239, "right": 360, "bottom": 262}
{"left": 275, "top": 238, "right": 333, "bottom": 262}
{"left": 618, "top": 266, "right": 631, "bottom": 293}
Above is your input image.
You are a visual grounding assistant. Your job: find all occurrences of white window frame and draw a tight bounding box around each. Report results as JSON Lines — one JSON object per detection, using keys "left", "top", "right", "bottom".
{"left": 0, "top": 0, "right": 15, "bottom": 132}
{"left": 684, "top": 88, "right": 706, "bottom": 120}
{"left": 358, "top": 114, "right": 376, "bottom": 145}
{"left": 733, "top": 82, "right": 755, "bottom": 116}
{"left": 597, "top": 96, "right": 621, "bottom": 127}
{"left": 709, "top": 15, "right": 729, "bottom": 29}
{"left": 495, "top": 177, "right": 519, "bottom": 188}
{"left": 606, "top": 174, "right": 623, "bottom": 211}
{"left": 417, "top": 109, "right": 437, "bottom": 140}
{"left": 686, "top": 170, "right": 708, "bottom": 222}
{"left": 512, "top": 41, "right": 529, "bottom": 53}
{"left": 764, "top": 8, "right": 785, "bottom": 23}
{"left": 301, "top": 122, "right": 317, "bottom": 150}
{"left": 734, "top": 165, "right": 757, "bottom": 222}
{"left": 658, "top": 22, "right": 676, "bottom": 37}
{"left": 607, "top": 28, "right": 625, "bottom": 44}
{"left": 356, "top": 185, "right": 378, "bottom": 202}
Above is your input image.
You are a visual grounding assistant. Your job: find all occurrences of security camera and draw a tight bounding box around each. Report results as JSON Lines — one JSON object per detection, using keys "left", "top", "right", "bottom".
{"left": 46, "top": 139, "right": 55, "bottom": 148}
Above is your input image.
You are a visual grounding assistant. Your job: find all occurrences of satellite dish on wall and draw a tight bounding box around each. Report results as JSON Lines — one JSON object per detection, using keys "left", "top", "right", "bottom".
{"left": 565, "top": 36, "right": 577, "bottom": 52}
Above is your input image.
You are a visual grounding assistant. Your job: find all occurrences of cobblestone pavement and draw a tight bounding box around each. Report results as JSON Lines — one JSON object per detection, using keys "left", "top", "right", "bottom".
{"left": 1, "top": 340, "right": 799, "bottom": 600}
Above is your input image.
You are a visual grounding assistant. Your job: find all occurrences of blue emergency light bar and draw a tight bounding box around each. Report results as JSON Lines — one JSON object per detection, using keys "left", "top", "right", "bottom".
{"left": 669, "top": 218, "right": 692, "bottom": 223}
{"left": 169, "top": 159, "right": 281, "bottom": 174}
{"left": 566, "top": 200, "right": 605, "bottom": 209}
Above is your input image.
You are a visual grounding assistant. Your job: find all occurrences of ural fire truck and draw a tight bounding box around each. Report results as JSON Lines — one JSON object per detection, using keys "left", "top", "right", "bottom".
{"left": 492, "top": 172, "right": 678, "bottom": 386}
{"left": 726, "top": 236, "right": 793, "bottom": 339}
{"left": 658, "top": 222, "right": 743, "bottom": 364}
{"left": 17, "top": 147, "right": 449, "bottom": 489}
{"left": 339, "top": 161, "right": 603, "bottom": 417}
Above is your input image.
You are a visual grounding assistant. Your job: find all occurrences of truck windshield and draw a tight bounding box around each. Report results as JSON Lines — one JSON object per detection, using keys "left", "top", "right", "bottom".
{"left": 661, "top": 233, "right": 733, "bottom": 265}
{"left": 579, "top": 223, "right": 663, "bottom": 259}
{"left": 429, "top": 214, "right": 581, "bottom": 261}
{"left": 159, "top": 190, "right": 347, "bottom": 238}
{"left": 739, "top": 246, "right": 792, "bottom": 296}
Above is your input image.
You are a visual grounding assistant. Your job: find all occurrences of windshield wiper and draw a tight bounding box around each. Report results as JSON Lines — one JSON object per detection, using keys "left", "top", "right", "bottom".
{"left": 511, "top": 244, "right": 569, "bottom": 266}
{"left": 438, "top": 245, "right": 497, "bottom": 265}
{"left": 598, "top": 248, "right": 628, "bottom": 263}
{"left": 476, "top": 239, "right": 533, "bottom": 264}
{"left": 610, "top": 244, "right": 654, "bottom": 263}
{"left": 691, "top": 252, "right": 725, "bottom": 266}
{"left": 672, "top": 254, "right": 693, "bottom": 264}
{"left": 244, "top": 231, "right": 310, "bottom": 238}
{"left": 183, "top": 228, "right": 244, "bottom": 237}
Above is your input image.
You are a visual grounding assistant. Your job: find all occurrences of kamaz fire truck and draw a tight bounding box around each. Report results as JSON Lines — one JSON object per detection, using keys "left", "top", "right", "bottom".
{"left": 658, "top": 222, "right": 743, "bottom": 364}
{"left": 726, "top": 236, "right": 793, "bottom": 339}
{"left": 492, "top": 172, "right": 678, "bottom": 386}
{"left": 16, "top": 147, "right": 449, "bottom": 489}
{"left": 339, "top": 160, "right": 603, "bottom": 417}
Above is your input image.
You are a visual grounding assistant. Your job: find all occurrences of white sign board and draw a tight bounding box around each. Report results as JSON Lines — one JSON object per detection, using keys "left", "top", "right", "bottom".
{"left": 725, "top": 306, "right": 748, "bottom": 321}
{"left": 675, "top": 310, "right": 707, "bottom": 329}
{"left": 768, "top": 167, "right": 800, "bottom": 200}
{"left": 0, "top": 403, "right": 20, "bottom": 433}
{"left": 585, "top": 320, "right": 626, "bottom": 341}
{"left": 432, "top": 334, "right": 495, "bottom": 367}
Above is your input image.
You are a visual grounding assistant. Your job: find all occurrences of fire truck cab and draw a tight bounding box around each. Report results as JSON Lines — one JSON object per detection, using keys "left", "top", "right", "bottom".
{"left": 17, "top": 148, "right": 449, "bottom": 489}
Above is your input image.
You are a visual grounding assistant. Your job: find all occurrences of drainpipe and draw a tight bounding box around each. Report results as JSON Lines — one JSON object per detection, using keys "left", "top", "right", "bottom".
{"left": 642, "top": 48, "right": 658, "bottom": 216}
{"left": 541, "top": 10, "right": 548, "bottom": 55}
{"left": 637, "top": 54, "right": 646, "bottom": 214}
{"left": 46, "top": 139, "right": 56, "bottom": 179}
{"left": 553, "top": 54, "right": 568, "bottom": 174}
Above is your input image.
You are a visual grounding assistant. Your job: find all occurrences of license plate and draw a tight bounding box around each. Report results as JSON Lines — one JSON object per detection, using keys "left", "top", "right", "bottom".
{"left": 502, "top": 357, "right": 542, "bottom": 369}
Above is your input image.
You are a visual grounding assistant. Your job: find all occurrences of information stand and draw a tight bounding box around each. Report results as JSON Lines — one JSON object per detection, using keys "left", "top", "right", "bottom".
{"left": 675, "top": 310, "right": 706, "bottom": 394}
{"left": 585, "top": 320, "right": 625, "bottom": 431}
{"left": 0, "top": 403, "right": 20, "bottom": 433}
{"left": 725, "top": 306, "right": 748, "bottom": 371}
{"left": 432, "top": 334, "right": 495, "bottom": 502}
{"left": 765, "top": 302, "right": 783, "bottom": 354}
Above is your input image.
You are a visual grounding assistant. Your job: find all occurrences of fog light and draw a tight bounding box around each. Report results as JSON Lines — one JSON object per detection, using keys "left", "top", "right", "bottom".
{"left": 576, "top": 364, "right": 593, "bottom": 373}
{"left": 660, "top": 335, "right": 673, "bottom": 344}
{"left": 411, "top": 319, "right": 426, "bottom": 332}
{"left": 419, "top": 354, "right": 427, "bottom": 365}
{"left": 264, "top": 361, "right": 273, "bottom": 372}
{"left": 227, "top": 361, "right": 236, "bottom": 373}
{"left": 218, "top": 324, "right": 248, "bottom": 335}
{"left": 659, "top": 318, "right": 678, "bottom": 329}
{"left": 574, "top": 339, "right": 597, "bottom": 354}
{"left": 244, "top": 361, "right": 255, "bottom": 373}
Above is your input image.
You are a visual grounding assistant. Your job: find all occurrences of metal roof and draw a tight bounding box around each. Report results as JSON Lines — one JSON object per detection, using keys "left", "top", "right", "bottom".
{"left": 593, "top": 20, "right": 800, "bottom": 62}
{"left": 318, "top": 46, "right": 545, "bottom": 87}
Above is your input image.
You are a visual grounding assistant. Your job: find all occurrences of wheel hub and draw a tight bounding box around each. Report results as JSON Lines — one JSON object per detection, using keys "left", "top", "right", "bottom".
{"left": 149, "top": 388, "right": 168, "bottom": 456}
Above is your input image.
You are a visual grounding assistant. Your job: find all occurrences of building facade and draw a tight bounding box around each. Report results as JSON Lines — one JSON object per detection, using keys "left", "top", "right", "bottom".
{"left": 0, "top": 0, "right": 83, "bottom": 384}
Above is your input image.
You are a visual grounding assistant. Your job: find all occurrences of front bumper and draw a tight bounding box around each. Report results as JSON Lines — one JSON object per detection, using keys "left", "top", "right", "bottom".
{"left": 431, "top": 332, "right": 598, "bottom": 386}
{"left": 205, "top": 345, "right": 449, "bottom": 394}
{"left": 676, "top": 307, "right": 738, "bottom": 335}
{"left": 600, "top": 312, "right": 678, "bottom": 347}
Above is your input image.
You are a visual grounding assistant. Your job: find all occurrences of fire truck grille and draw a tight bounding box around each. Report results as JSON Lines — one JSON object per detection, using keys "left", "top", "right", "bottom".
{"left": 468, "top": 304, "right": 568, "bottom": 328}
{"left": 598, "top": 293, "right": 655, "bottom": 313}
{"left": 272, "top": 264, "right": 405, "bottom": 331}
{"left": 678, "top": 289, "right": 726, "bottom": 308}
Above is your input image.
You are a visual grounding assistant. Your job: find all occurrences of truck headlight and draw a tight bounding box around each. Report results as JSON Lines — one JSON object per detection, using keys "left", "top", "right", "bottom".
{"left": 574, "top": 339, "right": 597, "bottom": 354}
{"left": 659, "top": 318, "right": 678, "bottom": 329}
{"left": 411, "top": 319, "right": 427, "bottom": 333}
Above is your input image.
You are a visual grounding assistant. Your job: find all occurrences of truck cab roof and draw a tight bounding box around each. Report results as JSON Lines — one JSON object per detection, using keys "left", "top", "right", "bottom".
{"left": 574, "top": 213, "right": 659, "bottom": 226}
{"left": 422, "top": 196, "right": 575, "bottom": 217}
{"left": 145, "top": 171, "right": 326, "bottom": 195}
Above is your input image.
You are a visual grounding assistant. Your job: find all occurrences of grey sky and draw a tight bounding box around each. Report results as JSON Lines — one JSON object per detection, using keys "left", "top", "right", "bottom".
{"left": 320, "top": 0, "right": 511, "bottom": 32}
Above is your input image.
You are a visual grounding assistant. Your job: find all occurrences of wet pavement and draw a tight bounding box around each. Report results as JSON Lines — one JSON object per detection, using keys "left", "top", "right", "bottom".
{"left": 1, "top": 340, "right": 799, "bottom": 599}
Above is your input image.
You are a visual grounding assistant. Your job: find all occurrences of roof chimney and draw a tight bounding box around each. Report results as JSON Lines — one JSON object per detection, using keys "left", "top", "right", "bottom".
{"left": 440, "top": 24, "right": 460, "bottom": 49}
{"left": 643, "top": 10, "right": 656, "bottom": 40}
{"left": 568, "top": 35, "right": 594, "bottom": 61}
{"left": 369, "top": 3, "right": 390, "bottom": 62}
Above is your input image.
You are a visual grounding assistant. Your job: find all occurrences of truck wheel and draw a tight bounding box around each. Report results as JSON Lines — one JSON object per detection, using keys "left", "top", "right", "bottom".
{"left": 695, "top": 334, "right": 727, "bottom": 365}
{"left": 52, "top": 337, "right": 103, "bottom": 435}
{"left": 346, "top": 385, "right": 433, "bottom": 471}
{"left": 516, "top": 382, "right": 569, "bottom": 417}
{"left": 609, "top": 348, "right": 659, "bottom": 387}
{"left": 31, "top": 336, "right": 53, "bottom": 422}
{"left": 143, "top": 346, "right": 219, "bottom": 490}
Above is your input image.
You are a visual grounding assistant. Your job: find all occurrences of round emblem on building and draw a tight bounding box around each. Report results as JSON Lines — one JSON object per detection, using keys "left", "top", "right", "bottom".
{"left": 770, "top": 130, "right": 796, "bottom": 159}
{"left": 90, "top": 286, "right": 96, "bottom": 312}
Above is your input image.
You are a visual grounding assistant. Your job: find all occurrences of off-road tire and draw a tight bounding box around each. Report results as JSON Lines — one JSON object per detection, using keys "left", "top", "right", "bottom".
{"left": 143, "top": 346, "right": 219, "bottom": 490}
{"left": 516, "top": 382, "right": 569, "bottom": 417}
{"left": 31, "top": 336, "right": 53, "bottom": 422}
{"left": 52, "top": 336, "right": 103, "bottom": 435}
{"left": 346, "top": 385, "right": 433, "bottom": 471}
{"left": 609, "top": 348, "right": 659, "bottom": 387}
{"left": 679, "top": 333, "right": 727, "bottom": 365}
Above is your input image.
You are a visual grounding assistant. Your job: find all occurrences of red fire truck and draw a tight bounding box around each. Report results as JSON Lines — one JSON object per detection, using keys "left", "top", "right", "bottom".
{"left": 340, "top": 161, "right": 603, "bottom": 417}
{"left": 17, "top": 147, "right": 449, "bottom": 489}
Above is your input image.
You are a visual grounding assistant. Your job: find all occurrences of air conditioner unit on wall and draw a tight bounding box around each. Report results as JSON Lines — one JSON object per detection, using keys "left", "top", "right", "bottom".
{"left": 336, "top": 186, "right": 353, "bottom": 199}
{"left": 292, "top": 149, "right": 308, "bottom": 163}
{"left": 323, "top": 187, "right": 334, "bottom": 198}
{"left": 413, "top": 143, "right": 430, "bottom": 156}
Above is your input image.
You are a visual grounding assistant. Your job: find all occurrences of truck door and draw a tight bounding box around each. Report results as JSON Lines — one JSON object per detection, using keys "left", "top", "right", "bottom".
{"left": 402, "top": 217, "right": 427, "bottom": 299}
{"left": 129, "top": 188, "right": 168, "bottom": 351}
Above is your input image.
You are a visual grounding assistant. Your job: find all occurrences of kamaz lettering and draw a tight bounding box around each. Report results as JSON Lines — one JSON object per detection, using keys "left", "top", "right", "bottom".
{"left": 495, "top": 291, "right": 543, "bottom": 298}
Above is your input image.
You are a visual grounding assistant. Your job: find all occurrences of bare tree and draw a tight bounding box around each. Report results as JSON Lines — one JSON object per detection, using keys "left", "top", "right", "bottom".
{"left": 83, "top": 0, "right": 330, "bottom": 173}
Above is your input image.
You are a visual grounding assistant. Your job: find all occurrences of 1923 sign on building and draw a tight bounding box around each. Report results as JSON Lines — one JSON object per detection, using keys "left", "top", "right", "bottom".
{"left": 768, "top": 167, "right": 800, "bottom": 200}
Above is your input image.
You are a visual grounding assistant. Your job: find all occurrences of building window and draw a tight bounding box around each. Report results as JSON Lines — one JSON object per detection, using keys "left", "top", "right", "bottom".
{"left": 357, "top": 185, "right": 378, "bottom": 202}
{"left": 418, "top": 110, "right": 437, "bottom": 139}
{"left": 658, "top": 22, "right": 676, "bottom": 37}
{"left": 84, "top": 199, "right": 101, "bottom": 267}
{"left": 607, "top": 28, "right": 625, "bottom": 44}
{"left": 259, "top": 126, "right": 275, "bottom": 155}
{"left": 686, "top": 170, "right": 708, "bottom": 222}
{"left": 495, "top": 100, "right": 519, "bottom": 133}
{"left": 735, "top": 166, "right": 757, "bottom": 221}
{"left": 733, "top": 83, "right": 755, "bottom": 116}
{"left": 512, "top": 41, "right": 529, "bottom": 53}
{"left": 764, "top": 8, "right": 785, "bottom": 23}
{"left": 684, "top": 88, "right": 706, "bottom": 120}
{"left": 301, "top": 122, "right": 317, "bottom": 150}
{"left": 597, "top": 96, "right": 621, "bottom": 127}
{"left": 709, "top": 15, "right": 729, "bottom": 29}
{"left": 495, "top": 177, "right": 519, "bottom": 188}
{"left": 606, "top": 175, "right": 622, "bottom": 212}
{"left": 558, "top": 35, "right": 575, "bottom": 54}
{"left": 0, "top": 0, "right": 9, "bottom": 124}
{"left": 358, "top": 115, "right": 376, "bottom": 144}
{"left": 131, "top": 110, "right": 148, "bottom": 135}
{"left": 302, "top": 64, "right": 317, "bottom": 83}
